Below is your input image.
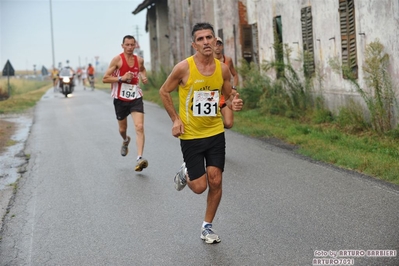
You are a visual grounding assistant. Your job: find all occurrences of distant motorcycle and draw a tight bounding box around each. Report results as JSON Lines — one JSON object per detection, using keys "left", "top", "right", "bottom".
{"left": 58, "top": 67, "right": 75, "bottom": 97}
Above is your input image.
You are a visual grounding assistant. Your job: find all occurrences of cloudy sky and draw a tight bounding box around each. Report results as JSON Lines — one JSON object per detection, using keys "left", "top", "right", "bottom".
{"left": 0, "top": 0, "right": 150, "bottom": 72}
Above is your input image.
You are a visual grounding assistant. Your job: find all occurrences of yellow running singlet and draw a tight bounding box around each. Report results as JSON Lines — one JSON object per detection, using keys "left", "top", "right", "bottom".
{"left": 178, "top": 56, "right": 224, "bottom": 140}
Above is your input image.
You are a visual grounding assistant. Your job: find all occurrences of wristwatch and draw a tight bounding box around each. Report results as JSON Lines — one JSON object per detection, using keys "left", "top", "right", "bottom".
{"left": 232, "top": 86, "right": 237, "bottom": 90}
{"left": 118, "top": 77, "right": 122, "bottom": 83}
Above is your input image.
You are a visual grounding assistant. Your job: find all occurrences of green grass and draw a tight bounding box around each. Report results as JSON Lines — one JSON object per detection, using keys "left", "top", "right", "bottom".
{"left": 0, "top": 78, "right": 51, "bottom": 114}
{"left": 239, "top": 112, "right": 399, "bottom": 183}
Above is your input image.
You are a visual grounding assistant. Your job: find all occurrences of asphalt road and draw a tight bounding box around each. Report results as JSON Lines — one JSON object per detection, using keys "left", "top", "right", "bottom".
{"left": 0, "top": 86, "right": 398, "bottom": 266}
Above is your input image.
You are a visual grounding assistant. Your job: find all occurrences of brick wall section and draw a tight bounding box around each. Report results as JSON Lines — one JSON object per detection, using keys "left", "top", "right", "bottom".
{"left": 238, "top": 1, "right": 248, "bottom": 25}
{"left": 238, "top": 1, "right": 248, "bottom": 52}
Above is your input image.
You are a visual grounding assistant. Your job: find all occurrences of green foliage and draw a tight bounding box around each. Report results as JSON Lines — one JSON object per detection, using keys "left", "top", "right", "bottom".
{"left": 142, "top": 70, "right": 179, "bottom": 109}
{"left": 272, "top": 21, "right": 285, "bottom": 78}
{"left": 238, "top": 43, "right": 322, "bottom": 118}
{"left": 335, "top": 99, "right": 369, "bottom": 133}
{"left": 0, "top": 79, "right": 48, "bottom": 100}
{"left": 237, "top": 60, "right": 269, "bottom": 110}
{"left": 363, "top": 40, "right": 397, "bottom": 133}
{"left": 386, "top": 125, "right": 399, "bottom": 139}
{"left": 0, "top": 84, "right": 11, "bottom": 99}
{"left": 280, "top": 45, "right": 313, "bottom": 112}
{"left": 329, "top": 39, "right": 397, "bottom": 134}
{"left": 0, "top": 79, "right": 51, "bottom": 114}
{"left": 312, "top": 109, "right": 333, "bottom": 124}
{"left": 146, "top": 66, "right": 170, "bottom": 91}
{"left": 231, "top": 109, "right": 399, "bottom": 184}
{"left": 258, "top": 78, "right": 292, "bottom": 116}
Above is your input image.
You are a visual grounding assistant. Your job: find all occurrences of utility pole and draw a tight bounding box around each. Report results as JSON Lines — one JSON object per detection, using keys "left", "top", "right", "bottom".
{"left": 134, "top": 25, "right": 141, "bottom": 43}
{"left": 49, "top": 0, "right": 55, "bottom": 68}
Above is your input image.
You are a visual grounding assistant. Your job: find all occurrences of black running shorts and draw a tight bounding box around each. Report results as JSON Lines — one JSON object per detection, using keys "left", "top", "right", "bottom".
{"left": 113, "top": 97, "right": 144, "bottom": 120}
{"left": 180, "top": 132, "right": 225, "bottom": 180}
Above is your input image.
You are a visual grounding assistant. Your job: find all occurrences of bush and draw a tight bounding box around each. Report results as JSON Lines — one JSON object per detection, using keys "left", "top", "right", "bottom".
{"left": 329, "top": 39, "right": 397, "bottom": 134}
{"left": 237, "top": 60, "right": 269, "bottom": 110}
{"left": 0, "top": 85, "right": 9, "bottom": 100}
{"left": 146, "top": 67, "right": 170, "bottom": 91}
{"left": 335, "top": 99, "right": 369, "bottom": 133}
{"left": 312, "top": 109, "right": 333, "bottom": 124}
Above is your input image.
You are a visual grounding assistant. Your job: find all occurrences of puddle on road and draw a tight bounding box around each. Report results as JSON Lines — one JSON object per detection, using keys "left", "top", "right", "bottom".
{"left": 0, "top": 114, "right": 32, "bottom": 190}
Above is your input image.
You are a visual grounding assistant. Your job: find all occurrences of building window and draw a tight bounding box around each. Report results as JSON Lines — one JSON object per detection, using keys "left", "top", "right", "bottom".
{"left": 217, "top": 29, "right": 224, "bottom": 42}
{"left": 339, "top": 0, "right": 358, "bottom": 78}
{"left": 273, "top": 16, "right": 284, "bottom": 78}
{"left": 241, "top": 24, "right": 253, "bottom": 63}
{"left": 301, "top": 6, "right": 315, "bottom": 77}
{"left": 251, "top": 23, "right": 259, "bottom": 65}
{"left": 240, "top": 23, "right": 259, "bottom": 65}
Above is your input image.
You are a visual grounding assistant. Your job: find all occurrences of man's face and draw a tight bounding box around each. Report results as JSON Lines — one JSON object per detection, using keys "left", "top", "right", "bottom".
{"left": 214, "top": 41, "right": 223, "bottom": 54}
{"left": 122, "top": 38, "right": 136, "bottom": 54}
{"left": 192, "top": 29, "right": 215, "bottom": 56}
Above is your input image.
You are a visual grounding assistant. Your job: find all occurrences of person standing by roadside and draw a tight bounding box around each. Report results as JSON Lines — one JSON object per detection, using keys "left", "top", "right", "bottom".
{"left": 102, "top": 35, "right": 149, "bottom": 172}
{"left": 214, "top": 37, "right": 239, "bottom": 129}
{"left": 87, "top": 63, "right": 95, "bottom": 77}
{"left": 51, "top": 67, "right": 59, "bottom": 91}
{"left": 87, "top": 63, "right": 95, "bottom": 89}
{"left": 81, "top": 66, "right": 87, "bottom": 89}
{"left": 76, "top": 67, "right": 83, "bottom": 85}
{"left": 159, "top": 22, "right": 243, "bottom": 243}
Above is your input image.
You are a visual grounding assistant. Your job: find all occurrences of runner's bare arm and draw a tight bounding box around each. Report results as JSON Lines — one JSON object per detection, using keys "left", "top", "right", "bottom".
{"left": 227, "top": 57, "right": 239, "bottom": 87}
{"left": 222, "top": 63, "right": 242, "bottom": 111}
{"left": 102, "top": 56, "right": 121, "bottom": 83}
{"left": 221, "top": 63, "right": 233, "bottom": 103}
{"left": 138, "top": 56, "right": 148, "bottom": 84}
{"left": 159, "top": 60, "right": 189, "bottom": 137}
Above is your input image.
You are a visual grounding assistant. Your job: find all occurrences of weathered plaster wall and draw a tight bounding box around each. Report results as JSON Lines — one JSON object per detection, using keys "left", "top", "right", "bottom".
{"left": 146, "top": 0, "right": 398, "bottom": 116}
{"left": 155, "top": 0, "right": 170, "bottom": 71}
{"left": 244, "top": 0, "right": 399, "bottom": 113}
{"left": 147, "top": 6, "right": 158, "bottom": 72}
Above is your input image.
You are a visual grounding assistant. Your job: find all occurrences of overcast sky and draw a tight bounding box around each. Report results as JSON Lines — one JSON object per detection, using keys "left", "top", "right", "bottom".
{"left": 0, "top": 0, "right": 150, "bottom": 72}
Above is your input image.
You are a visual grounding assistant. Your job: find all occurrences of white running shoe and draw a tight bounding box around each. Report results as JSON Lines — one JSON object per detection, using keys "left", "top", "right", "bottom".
{"left": 201, "top": 225, "right": 221, "bottom": 244}
{"left": 174, "top": 162, "right": 187, "bottom": 191}
{"left": 135, "top": 157, "right": 148, "bottom": 172}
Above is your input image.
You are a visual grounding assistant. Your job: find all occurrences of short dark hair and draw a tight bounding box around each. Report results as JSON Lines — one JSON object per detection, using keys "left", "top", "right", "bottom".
{"left": 122, "top": 35, "right": 136, "bottom": 44}
{"left": 191, "top": 22, "right": 215, "bottom": 41}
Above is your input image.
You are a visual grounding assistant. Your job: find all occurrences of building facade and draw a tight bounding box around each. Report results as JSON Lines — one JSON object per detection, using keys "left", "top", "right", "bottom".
{"left": 133, "top": 0, "right": 399, "bottom": 116}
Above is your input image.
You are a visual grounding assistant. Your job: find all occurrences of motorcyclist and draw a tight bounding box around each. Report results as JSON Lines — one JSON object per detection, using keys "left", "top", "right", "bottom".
{"left": 58, "top": 61, "right": 76, "bottom": 92}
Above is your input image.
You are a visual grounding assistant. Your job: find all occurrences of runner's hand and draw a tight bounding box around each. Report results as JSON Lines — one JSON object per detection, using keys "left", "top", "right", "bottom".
{"left": 141, "top": 75, "right": 148, "bottom": 84}
{"left": 232, "top": 93, "right": 243, "bottom": 111}
{"left": 172, "top": 119, "right": 184, "bottom": 138}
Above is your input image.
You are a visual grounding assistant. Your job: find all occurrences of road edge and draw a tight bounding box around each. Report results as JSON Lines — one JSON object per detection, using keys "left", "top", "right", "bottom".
{"left": 0, "top": 110, "right": 34, "bottom": 234}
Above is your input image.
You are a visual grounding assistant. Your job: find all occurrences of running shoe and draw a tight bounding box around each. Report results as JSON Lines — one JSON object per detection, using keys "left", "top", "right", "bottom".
{"left": 121, "top": 136, "right": 131, "bottom": 157}
{"left": 201, "top": 225, "right": 221, "bottom": 244}
{"left": 174, "top": 162, "right": 187, "bottom": 191}
{"left": 135, "top": 157, "right": 148, "bottom": 172}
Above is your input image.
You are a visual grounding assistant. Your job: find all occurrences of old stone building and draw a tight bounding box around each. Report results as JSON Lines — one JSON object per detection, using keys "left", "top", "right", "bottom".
{"left": 133, "top": 0, "right": 399, "bottom": 117}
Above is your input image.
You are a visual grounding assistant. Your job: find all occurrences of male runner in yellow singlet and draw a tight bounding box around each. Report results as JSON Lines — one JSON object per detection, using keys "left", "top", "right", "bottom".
{"left": 159, "top": 22, "right": 243, "bottom": 244}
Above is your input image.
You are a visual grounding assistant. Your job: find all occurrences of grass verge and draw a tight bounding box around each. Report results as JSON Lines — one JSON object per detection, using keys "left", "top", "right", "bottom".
{"left": 0, "top": 78, "right": 51, "bottom": 114}
{"left": 0, "top": 78, "right": 51, "bottom": 155}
